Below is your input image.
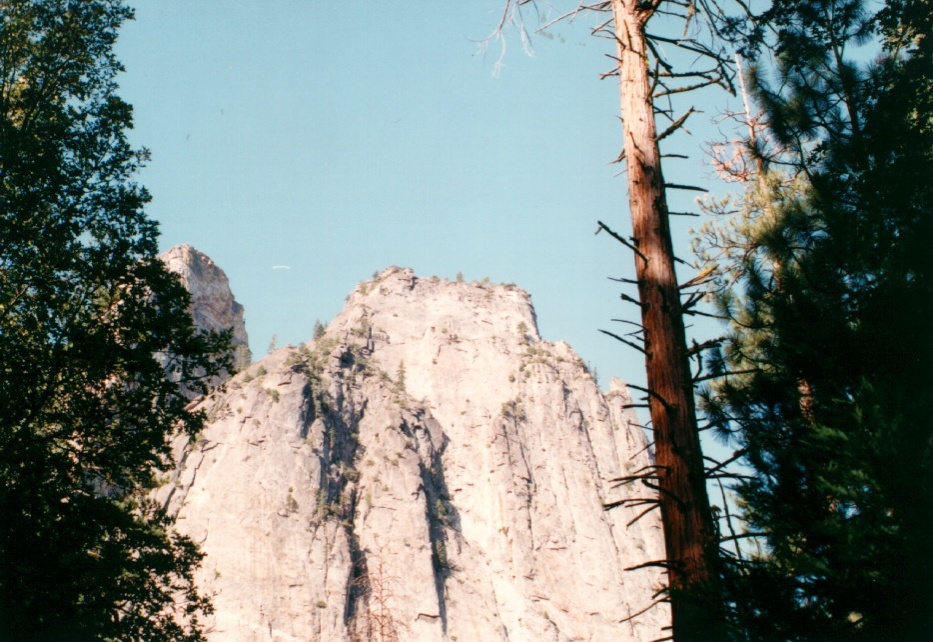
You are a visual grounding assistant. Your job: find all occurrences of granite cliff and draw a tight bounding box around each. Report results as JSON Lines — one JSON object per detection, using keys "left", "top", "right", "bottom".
{"left": 158, "top": 263, "right": 669, "bottom": 641}
{"left": 161, "top": 243, "right": 252, "bottom": 376}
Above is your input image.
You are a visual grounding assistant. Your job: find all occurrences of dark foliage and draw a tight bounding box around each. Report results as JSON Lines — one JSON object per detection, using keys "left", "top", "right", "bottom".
{"left": 701, "top": 1, "right": 933, "bottom": 640}
{"left": 0, "top": 1, "right": 229, "bottom": 639}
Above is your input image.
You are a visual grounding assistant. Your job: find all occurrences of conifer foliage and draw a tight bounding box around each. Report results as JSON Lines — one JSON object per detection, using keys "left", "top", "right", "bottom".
{"left": 0, "top": 1, "right": 228, "bottom": 639}
{"left": 699, "top": 1, "right": 932, "bottom": 639}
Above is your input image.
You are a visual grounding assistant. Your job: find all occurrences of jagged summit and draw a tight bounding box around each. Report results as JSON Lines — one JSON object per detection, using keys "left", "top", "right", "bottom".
{"left": 161, "top": 244, "right": 251, "bottom": 373}
{"left": 157, "top": 261, "right": 669, "bottom": 641}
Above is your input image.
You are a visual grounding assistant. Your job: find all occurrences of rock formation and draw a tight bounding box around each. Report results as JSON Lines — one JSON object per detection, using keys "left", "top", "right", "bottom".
{"left": 158, "top": 266, "right": 669, "bottom": 641}
{"left": 161, "top": 243, "right": 252, "bottom": 376}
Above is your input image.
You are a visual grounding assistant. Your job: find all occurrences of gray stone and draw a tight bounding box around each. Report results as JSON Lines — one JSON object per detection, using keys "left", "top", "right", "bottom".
{"left": 157, "top": 266, "right": 669, "bottom": 641}
{"left": 161, "top": 244, "right": 251, "bottom": 386}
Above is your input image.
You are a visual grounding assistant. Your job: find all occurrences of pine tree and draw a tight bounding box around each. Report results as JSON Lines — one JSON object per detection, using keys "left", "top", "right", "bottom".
{"left": 0, "top": 2, "right": 228, "bottom": 639}
{"left": 698, "top": 1, "right": 933, "bottom": 639}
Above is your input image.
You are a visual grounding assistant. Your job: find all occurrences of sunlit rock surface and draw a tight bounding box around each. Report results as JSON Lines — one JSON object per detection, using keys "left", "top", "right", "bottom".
{"left": 161, "top": 243, "right": 251, "bottom": 379}
{"left": 157, "top": 266, "right": 669, "bottom": 641}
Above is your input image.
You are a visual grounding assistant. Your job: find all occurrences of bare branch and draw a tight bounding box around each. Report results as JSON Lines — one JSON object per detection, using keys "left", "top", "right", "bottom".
{"left": 720, "top": 532, "right": 768, "bottom": 543}
{"left": 704, "top": 451, "right": 746, "bottom": 476}
{"left": 628, "top": 383, "right": 673, "bottom": 411}
{"left": 610, "top": 317, "right": 645, "bottom": 329}
{"left": 626, "top": 560, "right": 673, "bottom": 572}
{"left": 664, "top": 182, "right": 708, "bottom": 192}
{"left": 596, "top": 220, "right": 648, "bottom": 263}
{"left": 654, "top": 77, "right": 725, "bottom": 97}
{"left": 600, "top": 329, "right": 648, "bottom": 355}
{"left": 656, "top": 106, "right": 697, "bottom": 142}
{"left": 627, "top": 502, "right": 662, "bottom": 527}
{"left": 686, "top": 338, "right": 723, "bottom": 356}
{"left": 683, "top": 298, "right": 710, "bottom": 320}
{"left": 619, "top": 291, "right": 646, "bottom": 308}
{"left": 679, "top": 266, "right": 716, "bottom": 289}
{"left": 618, "top": 597, "right": 668, "bottom": 623}
{"left": 607, "top": 276, "right": 641, "bottom": 286}
{"left": 610, "top": 464, "right": 667, "bottom": 484}
{"left": 692, "top": 368, "right": 757, "bottom": 384}
{"left": 604, "top": 496, "right": 660, "bottom": 511}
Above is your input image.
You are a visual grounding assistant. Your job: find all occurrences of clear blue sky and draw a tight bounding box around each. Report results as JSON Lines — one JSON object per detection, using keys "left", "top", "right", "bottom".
{"left": 116, "top": 0, "right": 735, "bottom": 392}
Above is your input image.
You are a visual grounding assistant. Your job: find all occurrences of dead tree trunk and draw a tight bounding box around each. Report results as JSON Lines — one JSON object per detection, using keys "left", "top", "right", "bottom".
{"left": 610, "top": 2, "right": 723, "bottom": 639}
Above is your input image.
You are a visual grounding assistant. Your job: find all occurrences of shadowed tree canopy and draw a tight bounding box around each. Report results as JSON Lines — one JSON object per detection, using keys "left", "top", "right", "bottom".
{"left": 697, "top": 1, "right": 933, "bottom": 639}
{"left": 0, "top": 1, "right": 229, "bottom": 639}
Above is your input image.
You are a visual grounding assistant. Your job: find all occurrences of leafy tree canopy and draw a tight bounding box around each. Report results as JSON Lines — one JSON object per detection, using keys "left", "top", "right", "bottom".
{"left": 0, "top": 1, "right": 229, "bottom": 639}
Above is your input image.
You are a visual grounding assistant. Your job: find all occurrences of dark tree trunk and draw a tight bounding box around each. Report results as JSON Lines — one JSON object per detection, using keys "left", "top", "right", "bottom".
{"left": 611, "top": 2, "right": 723, "bottom": 639}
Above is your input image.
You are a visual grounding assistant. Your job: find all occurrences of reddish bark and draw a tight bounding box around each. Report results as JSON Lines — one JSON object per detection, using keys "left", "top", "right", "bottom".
{"left": 611, "top": 2, "right": 723, "bottom": 639}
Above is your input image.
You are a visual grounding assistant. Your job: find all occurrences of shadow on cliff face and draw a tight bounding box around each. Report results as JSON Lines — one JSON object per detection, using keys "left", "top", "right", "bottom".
{"left": 415, "top": 425, "right": 457, "bottom": 633}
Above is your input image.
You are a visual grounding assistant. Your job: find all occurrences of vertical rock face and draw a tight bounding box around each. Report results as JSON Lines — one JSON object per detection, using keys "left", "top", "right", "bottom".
{"left": 161, "top": 244, "right": 252, "bottom": 375}
{"left": 158, "top": 267, "right": 669, "bottom": 641}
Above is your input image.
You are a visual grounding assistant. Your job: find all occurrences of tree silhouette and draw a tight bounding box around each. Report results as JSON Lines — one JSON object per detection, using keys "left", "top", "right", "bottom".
{"left": 0, "top": 2, "right": 229, "bottom": 639}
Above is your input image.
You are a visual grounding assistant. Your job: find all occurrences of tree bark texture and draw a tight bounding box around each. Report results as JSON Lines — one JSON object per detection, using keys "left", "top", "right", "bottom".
{"left": 610, "top": 2, "right": 723, "bottom": 639}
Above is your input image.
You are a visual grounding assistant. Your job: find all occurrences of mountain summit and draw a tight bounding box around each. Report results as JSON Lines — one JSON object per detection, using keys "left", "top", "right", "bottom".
{"left": 158, "top": 263, "right": 669, "bottom": 641}
{"left": 161, "top": 243, "right": 251, "bottom": 374}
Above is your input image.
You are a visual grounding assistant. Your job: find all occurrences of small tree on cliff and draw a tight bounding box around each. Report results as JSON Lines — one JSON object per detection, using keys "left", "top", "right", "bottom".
{"left": 0, "top": 1, "right": 229, "bottom": 639}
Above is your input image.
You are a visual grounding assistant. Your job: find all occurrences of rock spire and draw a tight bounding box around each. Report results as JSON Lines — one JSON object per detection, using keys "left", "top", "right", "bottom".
{"left": 161, "top": 243, "right": 252, "bottom": 376}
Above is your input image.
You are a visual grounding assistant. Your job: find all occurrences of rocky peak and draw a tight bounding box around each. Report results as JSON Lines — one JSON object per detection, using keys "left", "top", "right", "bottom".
{"left": 161, "top": 244, "right": 251, "bottom": 375}
{"left": 157, "top": 265, "right": 669, "bottom": 641}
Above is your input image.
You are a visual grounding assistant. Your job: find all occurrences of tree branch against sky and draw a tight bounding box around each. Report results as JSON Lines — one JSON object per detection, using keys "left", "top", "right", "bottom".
{"left": 492, "top": 2, "right": 736, "bottom": 639}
